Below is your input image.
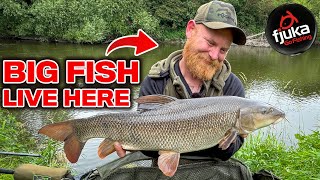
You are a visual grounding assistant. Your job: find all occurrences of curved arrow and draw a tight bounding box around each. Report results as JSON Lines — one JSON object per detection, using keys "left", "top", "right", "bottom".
{"left": 105, "top": 29, "right": 159, "bottom": 56}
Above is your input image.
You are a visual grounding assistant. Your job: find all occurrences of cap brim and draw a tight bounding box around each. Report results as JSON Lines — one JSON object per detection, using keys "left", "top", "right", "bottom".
{"left": 202, "top": 22, "right": 246, "bottom": 45}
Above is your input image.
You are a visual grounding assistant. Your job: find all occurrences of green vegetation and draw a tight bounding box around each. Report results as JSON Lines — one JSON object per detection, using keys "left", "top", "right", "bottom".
{"left": 0, "top": 108, "right": 68, "bottom": 180}
{"left": 1, "top": 0, "right": 319, "bottom": 43}
{"left": 235, "top": 130, "right": 320, "bottom": 180}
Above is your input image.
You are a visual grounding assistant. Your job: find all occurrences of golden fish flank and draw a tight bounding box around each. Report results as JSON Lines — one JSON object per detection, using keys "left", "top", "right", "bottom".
{"left": 39, "top": 95, "right": 285, "bottom": 177}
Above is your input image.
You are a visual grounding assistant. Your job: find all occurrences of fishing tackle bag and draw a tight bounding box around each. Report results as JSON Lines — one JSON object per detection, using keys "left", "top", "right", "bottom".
{"left": 80, "top": 151, "right": 254, "bottom": 180}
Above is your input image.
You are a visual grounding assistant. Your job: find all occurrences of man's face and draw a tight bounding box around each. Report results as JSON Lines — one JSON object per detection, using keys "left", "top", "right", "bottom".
{"left": 183, "top": 23, "right": 233, "bottom": 81}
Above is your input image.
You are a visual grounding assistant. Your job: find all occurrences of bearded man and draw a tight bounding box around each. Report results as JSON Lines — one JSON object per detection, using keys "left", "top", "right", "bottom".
{"left": 114, "top": 0, "right": 247, "bottom": 161}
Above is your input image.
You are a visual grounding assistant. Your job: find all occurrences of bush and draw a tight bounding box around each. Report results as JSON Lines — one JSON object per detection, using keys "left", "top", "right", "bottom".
{"left": 1, "top": 0, "right": 160, "bottom": 43}
{"left": 0, "top": 108, "right": 69, "bottom": 180}
{"left": 0, "top": 0, "right": 28, "bottom": 36}
{"left": 235, "top": 131, "right": 320, "bottom": 179}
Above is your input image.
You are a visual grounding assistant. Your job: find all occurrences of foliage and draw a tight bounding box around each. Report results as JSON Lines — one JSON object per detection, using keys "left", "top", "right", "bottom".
{"left": 0, "top": 0, "right": 159, "bottom": 43}
{"left": 147, "top": 0, "right": 198, "bottom": 28}
{"left": 156, "top": 27, "right": 186, "bottom": 41}
{"left": 225, "top": 0, "right": 276, "bottom": 34}
{"left": 0, "top": 0, "right": 28, "bottom": 36}
{"left": 0, "top": 0, "right": 319, "bottom": 42}
{"left": 0, "top": 109, "right": 68, "bottom": 180}
{"left": 235, "top": 131, "right": 320, "bottom": 180}
{"left": 0, "top": 109, "right": 36, "bottom": 153}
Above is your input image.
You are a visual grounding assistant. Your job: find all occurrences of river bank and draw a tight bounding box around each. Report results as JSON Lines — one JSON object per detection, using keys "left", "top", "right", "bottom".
{"left": 235, "top": 130, "right": 320, "bottom": 180}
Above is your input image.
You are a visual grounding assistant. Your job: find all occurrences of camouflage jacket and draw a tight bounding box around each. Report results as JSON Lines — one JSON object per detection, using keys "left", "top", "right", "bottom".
{"left": 139, "top": 50, "right": 245, "bottom": 161}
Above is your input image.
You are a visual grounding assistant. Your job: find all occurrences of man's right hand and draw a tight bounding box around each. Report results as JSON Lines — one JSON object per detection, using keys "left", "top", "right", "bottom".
{"left": 114, "top": 142, "right": 126, "bottom": 158}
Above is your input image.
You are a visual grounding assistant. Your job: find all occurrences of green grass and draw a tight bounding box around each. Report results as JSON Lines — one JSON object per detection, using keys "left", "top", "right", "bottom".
{"left": 0, "top": 109, "right": 67, "bottom": 180}
{"left": 235, "top": 130, "right": 320, "bottom": 180}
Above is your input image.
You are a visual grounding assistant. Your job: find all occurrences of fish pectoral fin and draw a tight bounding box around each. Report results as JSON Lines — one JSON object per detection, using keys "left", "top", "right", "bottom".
{"left": 98, "top": 139, "right": 115, "bottom": 159}
{"left": 158, "top": 151, "right": 180, "bottom": 177}
{"left": 218, "top": 128, "right": 238, "bottom": 150}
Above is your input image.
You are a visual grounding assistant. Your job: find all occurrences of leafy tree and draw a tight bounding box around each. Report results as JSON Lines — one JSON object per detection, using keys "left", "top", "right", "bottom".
{"left": 0, "top": 0, "right": 319, "bottom": 42}
{"left": 146, "top": 0, "right": 206, "bottom": 29}
{"left": 226, "top": 0, "right": 275, "bottom": 34}
{"left": 0, "top": 0, "right": 29, "bottom": 36}
{"left": 1, "top": 0, "right": 160, "bottom": 43}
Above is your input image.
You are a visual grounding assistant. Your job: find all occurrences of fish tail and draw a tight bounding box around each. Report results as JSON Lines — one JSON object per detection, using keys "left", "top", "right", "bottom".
{"left": 38, "top": 121, "right": 85, "bottom": 163}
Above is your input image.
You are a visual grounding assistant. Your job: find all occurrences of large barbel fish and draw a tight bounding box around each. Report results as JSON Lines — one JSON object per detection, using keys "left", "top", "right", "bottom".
{"left": 39, "top": 95, "right": 285, "bottom": 177}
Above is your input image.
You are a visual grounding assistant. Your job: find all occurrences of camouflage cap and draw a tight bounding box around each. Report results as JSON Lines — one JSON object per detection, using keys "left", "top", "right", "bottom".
{"left": 194, "top": 0, "right": 246, "bottom": 45}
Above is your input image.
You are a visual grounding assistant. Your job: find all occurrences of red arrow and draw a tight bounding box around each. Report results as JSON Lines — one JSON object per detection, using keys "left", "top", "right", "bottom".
{"left": 105, "top": 29, "right": 159, "bottom": 56}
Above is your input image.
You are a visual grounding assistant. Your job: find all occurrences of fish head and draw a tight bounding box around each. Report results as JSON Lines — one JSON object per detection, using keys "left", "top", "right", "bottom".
{"left": 237, "top": 103, "right": 285, "bottom": 134}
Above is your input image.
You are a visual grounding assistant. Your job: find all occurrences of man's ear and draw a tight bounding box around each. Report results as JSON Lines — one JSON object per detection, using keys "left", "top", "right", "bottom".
{"left": 186, "top": 20, "right": 196, "bottom": 39}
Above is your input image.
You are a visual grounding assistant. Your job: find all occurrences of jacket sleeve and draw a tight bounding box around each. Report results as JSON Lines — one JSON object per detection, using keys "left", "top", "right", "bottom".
{"left": 223, "top": 73, "right": 245, "bottom": 97}
{"left": 139, "top": 76, "right": 166, "bottom": 96}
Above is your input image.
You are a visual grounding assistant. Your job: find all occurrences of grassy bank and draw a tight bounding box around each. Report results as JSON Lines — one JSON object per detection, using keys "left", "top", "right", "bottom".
{"left": 235, "top": 131, "right": 320, "bottom": 180}
{"left": 0, "top": 108, "right": 67, "bottom": 180}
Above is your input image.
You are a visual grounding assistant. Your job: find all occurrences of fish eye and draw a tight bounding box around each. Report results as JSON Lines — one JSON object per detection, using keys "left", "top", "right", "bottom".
{"left": 261, "top": 108, "right": 268, "bottom": 114}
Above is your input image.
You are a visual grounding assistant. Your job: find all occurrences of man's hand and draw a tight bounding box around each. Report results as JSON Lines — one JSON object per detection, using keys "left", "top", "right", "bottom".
{"left": 114, "top": 142, "right": 126, "bottom": 158}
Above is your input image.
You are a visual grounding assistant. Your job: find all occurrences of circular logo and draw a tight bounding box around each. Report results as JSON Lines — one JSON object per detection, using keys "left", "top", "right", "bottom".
{"left": 265, "top": 3, "right": 317, "bottom": 55}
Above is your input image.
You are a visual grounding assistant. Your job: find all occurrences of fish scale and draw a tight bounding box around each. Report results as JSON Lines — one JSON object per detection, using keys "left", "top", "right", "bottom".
{"left": 71, "top": 97, "right": 244, "bottom": 153}
{"left": 39, "top": 95, "right": 285, "bottom": 169}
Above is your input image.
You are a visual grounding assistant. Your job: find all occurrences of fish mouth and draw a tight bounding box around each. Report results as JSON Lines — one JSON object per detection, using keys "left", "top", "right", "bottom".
{"left": 272, "top": 112, "right": 286, "bottom": 125}
{"left": 272, "top": 117, "right": 284, "bottom": 125}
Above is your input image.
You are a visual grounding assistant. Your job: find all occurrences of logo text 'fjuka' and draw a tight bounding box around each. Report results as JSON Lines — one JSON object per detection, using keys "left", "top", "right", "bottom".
{"left": 272, "top": 25, "right": 312, "bottom": 45}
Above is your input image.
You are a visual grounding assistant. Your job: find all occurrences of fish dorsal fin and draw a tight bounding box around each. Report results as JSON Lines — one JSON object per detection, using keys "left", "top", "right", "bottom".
{"left": 136, "top": 94, "right": 177, "bottom": 104}
{"left": 136, "top": 95, "right": 177, "bottom": 112}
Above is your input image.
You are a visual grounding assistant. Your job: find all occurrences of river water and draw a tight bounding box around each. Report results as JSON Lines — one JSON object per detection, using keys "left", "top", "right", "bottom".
{"left": 0, "top": 40, "right": 319, "bottom": 174}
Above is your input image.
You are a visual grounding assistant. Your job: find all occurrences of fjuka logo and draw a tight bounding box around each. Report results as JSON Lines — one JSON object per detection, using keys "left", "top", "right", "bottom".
{"left": 272, "top": 11, "right": 312, "bottom": 46}
{"left": 265, "top": 4, "right": 317, "bottom": 55}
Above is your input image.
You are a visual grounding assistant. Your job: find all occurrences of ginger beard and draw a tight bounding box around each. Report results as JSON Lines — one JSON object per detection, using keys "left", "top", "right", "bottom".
{"left": 183, "top": 38, "right": 224, "bottom": 81}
